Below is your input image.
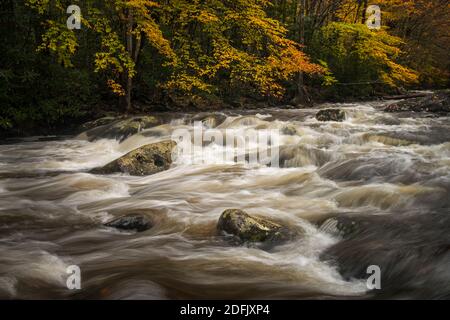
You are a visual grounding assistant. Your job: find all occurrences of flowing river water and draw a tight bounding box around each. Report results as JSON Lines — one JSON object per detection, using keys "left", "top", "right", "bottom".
{"left": 0, "top": 100, "right": 449, "bottom": 299}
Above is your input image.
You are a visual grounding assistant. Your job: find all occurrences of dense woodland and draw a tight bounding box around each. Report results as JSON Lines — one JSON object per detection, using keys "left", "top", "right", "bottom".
{"left": 0, "top": 0, "right": 449, "bottom": 136}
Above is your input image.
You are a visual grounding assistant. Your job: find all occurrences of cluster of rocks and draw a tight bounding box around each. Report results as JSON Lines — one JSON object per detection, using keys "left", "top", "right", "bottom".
{"left": 102, "top": 208, "right": 356, "bottom": 250}
{"left": 79, "top": 113, "right": 370, "bottom": 286}
{"left": 79, "top": 113, "right": 348, "bottom": 238}
{"left": 314, "top": 92, "right": 450, "bottom": 122}
{"left": 103, "top": 208, "right": 303, "bottom": 247}
{"left": 80, "top": 107, "right": 447, "bottom": 297}
{"left": 315, "top": 109, "right": 346, "bottom": 122}
{"left": 384, "top": 92, "right": 449, "bottom": 114}
{"left": 78, "top": 115, "right": 177, "bottom": 231}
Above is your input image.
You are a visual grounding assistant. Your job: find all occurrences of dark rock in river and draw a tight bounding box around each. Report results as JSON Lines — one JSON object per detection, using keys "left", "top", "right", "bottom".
{"left": 320, "top": 213, "right": 450, "bottom": 299}
{"left": 383, "top": 103, "right": 410, "bottom": 113}
{"left": 315, "top": 109, "right": 346, "bottom": 122}
{"left": 78, "top": 116, "right": 161, "bottom": 141}
{"left": 217, "top": 209, "right": 296, "bottom": 244}
{"left": 91, "top": 140, "right": 176, "bottom": 176}
{"left": 104, "top": 214, "right": 152, "bottom": 232}
{"left": 280, "top": 124, "right": 298, "bottom": 136}
{"left": 384, "top": 92, "right": 450, "bottom": 114}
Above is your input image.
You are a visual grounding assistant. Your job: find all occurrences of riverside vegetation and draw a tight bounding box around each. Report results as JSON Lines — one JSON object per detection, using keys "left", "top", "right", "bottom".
{"left": 1, "top": 0, "right": 449, "bottom": 137}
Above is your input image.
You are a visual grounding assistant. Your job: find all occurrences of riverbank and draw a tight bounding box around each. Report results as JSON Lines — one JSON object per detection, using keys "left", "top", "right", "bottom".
{"left": 1, "top": 89, "right": 448, "bottom": 140}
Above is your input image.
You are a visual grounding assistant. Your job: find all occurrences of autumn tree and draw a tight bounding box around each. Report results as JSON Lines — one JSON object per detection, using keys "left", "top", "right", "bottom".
{"left": 377, "top": 0, "right": 450, "bottom": 87}
{"left": 310, "top": 22, "right": 418, "bottom": 96}
{"left": 26, "top": 0, "right": 174, "bottom": 112}
{"left": 267, "top": 1, "right": 354, "bottom": 102}
{"left": 24, "top": 0, "right": 322, "bottom": 109}
{"left": 2, "top": 0, "right": 448, "bottom": 136}
{"left": 156, "top": 0, "right": 322, "bottom": 101}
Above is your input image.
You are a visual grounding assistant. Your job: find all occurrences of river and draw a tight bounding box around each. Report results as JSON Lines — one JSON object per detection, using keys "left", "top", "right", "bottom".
{"left": 0, "top": 100, "right": 449, "bottom": 299}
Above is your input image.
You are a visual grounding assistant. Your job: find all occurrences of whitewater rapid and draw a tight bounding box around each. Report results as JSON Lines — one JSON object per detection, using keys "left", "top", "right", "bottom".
{"left": 0, "top": 101, "right": 449, "bottom": 299}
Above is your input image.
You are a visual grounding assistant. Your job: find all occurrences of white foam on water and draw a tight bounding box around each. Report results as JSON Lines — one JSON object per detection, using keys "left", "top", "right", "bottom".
{"left": 0, "top": 248, "right": 70, "bottom": 297}
{"left": 62, "top": 180, "right": 130, "bottom": 205}
{"left": 0, "top": 101, "right": 448, "bottom": 299}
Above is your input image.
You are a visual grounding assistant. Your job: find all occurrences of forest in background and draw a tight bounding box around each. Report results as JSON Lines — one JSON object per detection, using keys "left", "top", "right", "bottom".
{"left": 0, "top": 0, "right": 449, "bottom": 137}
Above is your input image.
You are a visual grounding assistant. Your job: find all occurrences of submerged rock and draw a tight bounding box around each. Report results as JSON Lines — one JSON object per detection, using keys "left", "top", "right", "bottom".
{"left": 78, "top": 116, "right": 161, "bottom": 142}
{"left": 279, "top": 144, "right": 332, "bottom": 168}
{"left": 217, "top": 209, "right": 296, "bottom": 244}
{"left": 104, "top": 214, "right": 152, "bottom": 232}
{"left": 91, "top": 140, "right": 176, "bottom": 176}
{"left": 361, "top": 133, "right": 413, "bottom": 147}
{"left": 192, "top": 113, "right": 227, "bottom": 128}
{"left": 281, "top": 124, "right": 298, "bottom": 136}
{"left": 315, "top": 109, "right": 346, "bottom": 122}
{"left": 320, "top": 214, "right": 450, "bottom": 299}
{"left": 319, "top": 216, "right": 362, "bottom": 239}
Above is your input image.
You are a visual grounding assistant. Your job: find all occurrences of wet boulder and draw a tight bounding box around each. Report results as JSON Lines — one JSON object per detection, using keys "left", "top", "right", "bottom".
{"left": 217, "top": 209, "right": 296, "bottom": 244}
{"left": 315, "top": 109, "right": 346, "bottom": 122}
{"left": 104, "top": 214, "right": 152, "bottom": 232}
{"left": 409, "top": 92, "right": 449, "bottom": 113}
{"left": 91, "top": 140, "right": 176, "bottom": 176}
{"left": 383, "top": 103, "right": 410, "bottom": 113}
{"left": 78, "top": 116, "right": 161, "bottom": 142}
{"left": 281, "top": 124, "right": 298, "bottom": 136}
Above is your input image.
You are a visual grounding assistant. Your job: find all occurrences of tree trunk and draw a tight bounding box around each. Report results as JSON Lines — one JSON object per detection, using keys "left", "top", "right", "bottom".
{"left": 361, "top": 0, "right": 368, "bottom": 24}
{"left": 281, "top": 0, "right": 287, "bottom": 23}
{"left": 295, "top": 0, "right": 311, "bottom": 106}
{"left": 134, "top": 33, "right": 142, "bottom": 64}
{"left": 354, "top": 0, "right": 362, "bottom": 23}
{"left": 125, "top": 10, "right": 133, "bottom": 113}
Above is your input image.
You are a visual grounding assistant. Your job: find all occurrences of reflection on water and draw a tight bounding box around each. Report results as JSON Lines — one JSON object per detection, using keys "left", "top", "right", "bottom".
{"left": 0, "top": 101, "right": 449, "bottom": 299}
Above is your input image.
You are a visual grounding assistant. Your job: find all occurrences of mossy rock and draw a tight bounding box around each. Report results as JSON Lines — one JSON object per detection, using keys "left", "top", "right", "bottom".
{"left": 192, "top": 113, "right": 227, "bottom": 128}
{"left": 217, "top": 209, "right": 296, "bottom": 244}
{"left": 91, "top": 140, "right": 176, "bottom": 176}
{"left": 79, "top": 116, "right": 161, "bottom": 141}
{"left": 316, "top": 109, "right": 346, "bottom": 122}
{"left": 384, "top": 103, "right": 410, "bottom": 113}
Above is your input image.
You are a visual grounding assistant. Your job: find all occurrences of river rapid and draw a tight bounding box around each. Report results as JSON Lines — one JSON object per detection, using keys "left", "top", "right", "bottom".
{"left": 0, "top": 100, "right": 449, "bottom": 299}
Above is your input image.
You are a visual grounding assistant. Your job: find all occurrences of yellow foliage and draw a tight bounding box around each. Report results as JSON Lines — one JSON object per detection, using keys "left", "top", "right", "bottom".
{"left": 162, "top": 0, "right": 322, "bottom": 98}
{"left": 107, "top": 79, "right": 126, "bottom": 96}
